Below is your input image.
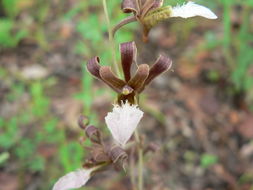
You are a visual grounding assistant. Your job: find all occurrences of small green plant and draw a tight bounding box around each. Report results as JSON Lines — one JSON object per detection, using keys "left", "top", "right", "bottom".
{"left": 30, "top": 81, "right": 50, "bottom": 117}
{"left": 0, "top": 19, "right": 27, "bottom": 48}
{"left": 2, "top": 0, "right": 20, "bottom": 17}
{"left": 220, "top": 0, "right": 253, "bottom": 105}
{"left": 0, "top": 77, "right": 84, "bottom": 182}
{"left": 0, "top": 0, "right": 28, "bottom": 48}
{"left": 200, "top": 153, "right": 218, "bottom": 168}
{"left": 0, "top": 152, "right": 10, "bottom": 166}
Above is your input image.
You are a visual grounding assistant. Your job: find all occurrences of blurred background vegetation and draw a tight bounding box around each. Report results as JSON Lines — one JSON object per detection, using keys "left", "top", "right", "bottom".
{"left": 0, "top": 0, "right": 253, "bottom": 189}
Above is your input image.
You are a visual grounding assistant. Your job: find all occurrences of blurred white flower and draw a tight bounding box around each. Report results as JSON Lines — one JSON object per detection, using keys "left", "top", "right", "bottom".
{"left": 171, "top": 2, "right": 217, "bottom": 19}
{"left": 105, "top": 102, "right": 144, "bottom": 147}
{"left": 21, "top": 64, "right": 48, "bottom": 80}
{"left": 52, "top": 168, "right": 93, "bottom": 190}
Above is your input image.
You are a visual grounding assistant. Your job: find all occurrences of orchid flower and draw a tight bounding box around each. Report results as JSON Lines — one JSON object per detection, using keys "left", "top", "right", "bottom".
{"left": 87, "top": 41, "right": 171, "bottom": 146}
{"left": 87, "top": 41, "right": 172, "bottom": 104}
{"left": 113, "top": 0, "right": 218, "bottom": 41}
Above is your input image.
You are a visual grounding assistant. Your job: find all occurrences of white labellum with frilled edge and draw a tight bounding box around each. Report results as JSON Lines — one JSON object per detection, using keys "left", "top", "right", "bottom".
{"left": 105, "top": 102, "right": 144, "bottom": 147}
{"left": 53, "top": 168, "right": 94, "bottom": 190}
{"left": 171, "top": 2, "right": 217, "bottom": 19}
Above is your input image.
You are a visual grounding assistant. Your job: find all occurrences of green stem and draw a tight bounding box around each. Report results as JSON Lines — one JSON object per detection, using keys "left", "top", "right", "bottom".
{"left": 102, "top": 0, "right": 120, "bottom": 76}
{"left": 138, "top": 146, "right": 143, "bottom": 190}
{"left": 134, "top": 130, "right": 144, "bottom": 190}
{"left": 222, "top": 1, "right": 235, "bottom": 69}
{"left": 130, "top": 148, "right": 137, "bottom": 190}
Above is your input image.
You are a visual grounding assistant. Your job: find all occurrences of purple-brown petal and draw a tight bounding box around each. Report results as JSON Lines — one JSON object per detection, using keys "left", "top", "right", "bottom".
{"left": 87, "top": 56, "right": 102, "bottom": 80}
{"left": 99, "top": 66, "right": 126, "bottom": 93}
{"left": 120, "top": 41, "right": 137, "bottom": 82}
{"left": 140, "top": 55, "right": 172, "bottom": 92}
{"left": 140, "top": 0, "right": 164, "bottom": 17}
{"left": 85, "top": 125, "right": 102, "bottom": 144}
{"left": 109, "top": 146, "right": 128, "bottom": 164}
{"left": 141, "top": 0, "right": 155, "bottom": 17}
{"left": 91, "top": 145, "right": 111, "bottom": 163}
{"left": 78, "top": 115, "right": 89, "bottom": 130}
{"left": 122, "top": 0, "right": 138, "bottom": 14}
{"left": 128, "top": 64, "right": 149, "bottom": 92}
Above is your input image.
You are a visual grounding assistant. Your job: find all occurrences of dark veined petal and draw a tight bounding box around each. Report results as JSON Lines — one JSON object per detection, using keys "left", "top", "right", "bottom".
{"left": 109, "top": 146, "right": 128, "bottom": 164}
{"left": 140, "top": 55, "right": 172, "bottom": 92}
{"left": 128, "top": 64, "right": 149, "bottom": 92}
{"left": 141, "top": 0, "right": 156, "bottom": 17}
{"left": 87, "top": 57, "right": 125, "bottom": 93}
{"left": 87, "top": 56, "right": 102, "bottom": 80}
{"left": 141, "top": 0, "right": 164, "bottom": 17}
{"left": 78, "top": 115, "right": 89, "bottom": 129}
{"left": 99, "top": 66, "right": 126, "bottom": 93}
{"left": 122, "top": 0, "right": 138, "bottom": 14}
{"left": 90, "top": 144, "right": 111, "bottom": 163}
{"left": 120, "top": 41, "right": 137, "bottom": 82}
{"left": 85, "top": 125, "right": 102, "bottom": 144}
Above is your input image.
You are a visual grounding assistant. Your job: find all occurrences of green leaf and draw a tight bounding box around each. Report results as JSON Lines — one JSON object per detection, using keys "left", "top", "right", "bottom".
{"left": 44, "top": 118, "right": 58, "bottom": 134}
{"left": 2, "top": 0, "right": 19, "bottom": 17}
{"left": 0, "top": 152, "right": 10, "bottom": 166}
{"left": 15, "top": 138, "right": 36, "bottom": 159}
{"left": 30, "top": 81, "right": 50, "bottom": 117}
{"left": 59, "top": 142, "right": 84, "bottom": 172}
{"left": 29, "top": 156, "right": 45, "bottom": 172}
{"left": 201, "top": 154, "right": 218, "bottom": 168}
{"left": 76, "top": 15, "right": 102, "bottom": 43}
{"left": 0, "top": 19, "right": 27, "bottom": 48}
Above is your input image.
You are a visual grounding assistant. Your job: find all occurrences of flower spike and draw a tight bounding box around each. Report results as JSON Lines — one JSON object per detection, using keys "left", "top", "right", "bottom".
{"left": 105, "top": 102, "right": 144, "bottom": 147}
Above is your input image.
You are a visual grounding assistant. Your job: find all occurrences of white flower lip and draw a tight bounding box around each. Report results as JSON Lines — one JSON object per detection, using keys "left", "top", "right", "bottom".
{"left": 52, "top": 168, "right": 93, "bottom": 190}
{"left": 105, "top": 102, "right": 144, "bottom": 147}
{"left": 171, "top": 1, "right": 217, "bottom": 19}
